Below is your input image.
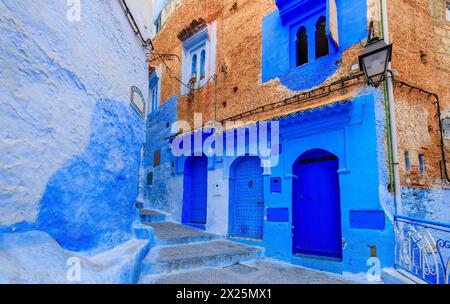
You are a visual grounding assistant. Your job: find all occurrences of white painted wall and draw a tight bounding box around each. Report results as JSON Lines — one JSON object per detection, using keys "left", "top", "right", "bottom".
{"left": 206, "top": 168, "right": 229, "bottom": 235}
{"left": 127, "top": 0, "right": 153, "bottom": 41}
{"left": 0, "top": 0, "right": 148, "bottom": 226}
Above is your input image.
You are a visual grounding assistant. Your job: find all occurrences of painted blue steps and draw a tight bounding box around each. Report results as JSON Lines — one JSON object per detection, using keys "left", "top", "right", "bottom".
{"left": 139, "top": 209, "right": 166, "bottom": 223}
{"left": 143, "top": 221, "right": 217, "bottom": 245}
{"left": 140, "top": 239, "right": 263, "bottom": 276}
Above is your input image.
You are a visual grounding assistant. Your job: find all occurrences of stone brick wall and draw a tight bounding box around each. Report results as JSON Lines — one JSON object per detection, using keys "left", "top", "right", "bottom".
{"left": 388, "top": 0, "right": 450, "bottom": 187}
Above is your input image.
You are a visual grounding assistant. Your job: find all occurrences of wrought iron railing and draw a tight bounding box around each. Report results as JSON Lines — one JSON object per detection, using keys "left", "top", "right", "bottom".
{"left": 394, "top": 215, "right": 450, "bottom": 284}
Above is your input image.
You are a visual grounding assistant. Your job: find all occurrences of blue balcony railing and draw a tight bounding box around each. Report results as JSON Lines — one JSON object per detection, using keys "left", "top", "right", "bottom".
{"left": 394, "top": 215, "right": 450, "bottom": 284}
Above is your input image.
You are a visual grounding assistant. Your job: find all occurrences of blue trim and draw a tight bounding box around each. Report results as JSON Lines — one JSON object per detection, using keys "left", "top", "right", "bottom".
{"left": 395, "top": 215, "right": 450, "bottom": 230}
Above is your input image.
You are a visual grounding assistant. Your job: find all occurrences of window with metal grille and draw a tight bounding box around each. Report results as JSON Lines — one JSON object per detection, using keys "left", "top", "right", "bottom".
{"left": 149, "top": 69, "right": 160, "bottom": 114}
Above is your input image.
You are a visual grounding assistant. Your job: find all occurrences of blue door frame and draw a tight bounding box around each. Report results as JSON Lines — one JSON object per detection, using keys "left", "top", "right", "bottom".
{"left": 292, "top": 149, "right": 342, "bottom": 259}
{"left": 229, "top": 156, "right": 264, "bottom": 239}
{"left": 182, "top": 155, "right": 207, "bottom": 226}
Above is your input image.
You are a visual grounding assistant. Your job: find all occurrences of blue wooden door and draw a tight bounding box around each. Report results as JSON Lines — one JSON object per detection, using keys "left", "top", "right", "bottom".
{"left": 183, "top": 156, "right": 207, "bottom": 224}
{"left": 232, "top": 157, "right": 264, "bottom": 239}
{"left": 292, "top": 150, "right": 342, "bottom": 259}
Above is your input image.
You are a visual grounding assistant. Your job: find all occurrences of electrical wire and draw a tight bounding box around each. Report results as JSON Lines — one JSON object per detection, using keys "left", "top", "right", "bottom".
{"left": 118, "top": 0, "right": 153, "bottom": 53}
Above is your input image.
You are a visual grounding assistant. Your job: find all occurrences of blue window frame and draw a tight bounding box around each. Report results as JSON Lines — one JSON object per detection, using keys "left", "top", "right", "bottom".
{"left": 289, "top": 9, "right": 336, "bottom": 69}
{"left": 181, "top": 23, "right": 216, "bottom": 94}
{"left": 149, "top": 71, "right": 160, "bottom": 113}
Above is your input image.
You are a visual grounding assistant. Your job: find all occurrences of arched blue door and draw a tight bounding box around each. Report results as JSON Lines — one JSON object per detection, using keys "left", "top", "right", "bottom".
{"left": 183, "top": 156, "right": 207, "bottom": 225}
{"left": 230, "top": 157, "right": 264, "bottom": 239}
{"left": 292, "top": 149, "right": 342, "bottom": 259}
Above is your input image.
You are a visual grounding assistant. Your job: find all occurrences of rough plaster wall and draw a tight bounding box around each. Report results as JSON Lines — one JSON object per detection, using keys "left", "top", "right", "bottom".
{"left": 0, "top": 231, "right": 151, "bottom": 284}
{"left": 0, "top": 0, "right": 148, "bottom": 251}
{"left": 166, "top": 174, "right": 184, "bottom": 222}
{"left": 144, "top": 95, "right": 179, "bottom": 214}
{"left": 401, "top": 187, "right": 450, "bottom": 222}
{"left": 127, "top": 0, "right": 153, "bottom": 40}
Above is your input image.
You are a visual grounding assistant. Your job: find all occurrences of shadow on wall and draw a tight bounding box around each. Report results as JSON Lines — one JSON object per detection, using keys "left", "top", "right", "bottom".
{"left": 36, "top": 99, "right": 145, "bottom": 253}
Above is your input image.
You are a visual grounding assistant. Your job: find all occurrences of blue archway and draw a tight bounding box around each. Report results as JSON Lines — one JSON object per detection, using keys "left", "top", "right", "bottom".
{"left": 182, "top": 155, "right": 208, "bottom": 227}
{"left": 228, "top": 156, "right": 264, "bottom": 239}
{"left": 292, "top": 149, "right": 342, "bottom": 259}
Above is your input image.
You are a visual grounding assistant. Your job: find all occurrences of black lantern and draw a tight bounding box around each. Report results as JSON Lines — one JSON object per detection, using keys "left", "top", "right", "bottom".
{"left": 359, "top": 37, "right": 393, "bottom": 88}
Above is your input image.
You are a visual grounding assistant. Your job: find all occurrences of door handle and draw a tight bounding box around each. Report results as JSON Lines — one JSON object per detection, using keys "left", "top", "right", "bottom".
{"left": 257, "top": 201, "right": 264, "bottom": 205}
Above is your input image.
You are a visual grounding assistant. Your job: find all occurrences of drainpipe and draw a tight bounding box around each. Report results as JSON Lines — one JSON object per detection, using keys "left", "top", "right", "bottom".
{"left": 380, "top": 0, "right": 402, "bottom": 216}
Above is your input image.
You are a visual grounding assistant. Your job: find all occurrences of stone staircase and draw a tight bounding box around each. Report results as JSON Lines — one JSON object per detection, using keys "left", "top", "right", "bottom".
{"left": 133, "top": 206, "right": 263, "bottom": 281}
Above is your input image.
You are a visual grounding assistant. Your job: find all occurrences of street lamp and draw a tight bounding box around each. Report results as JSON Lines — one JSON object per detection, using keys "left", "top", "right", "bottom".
{"left": 359, "top": 37, "right": 393, "bottom": 88}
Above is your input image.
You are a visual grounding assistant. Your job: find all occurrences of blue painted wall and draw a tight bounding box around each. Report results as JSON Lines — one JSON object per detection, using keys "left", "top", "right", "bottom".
{"left": 144, "top": 95, "right": 180, "bottom": 213}
{"left": 166, "top": 91, "right": 394, "bottom": 273}
{"left": 262, "top": 0, "right": 367, "bottom": 90}
{"left": 401, "top": 187, "right": 450, "bottom": 222}
{"left": 0, "top": 0, "right": 148, "bottom": 252}
{"left": 35, "top": 99, "right": 144, "bottom": 252}
{"left": 261, "top": 92, "right": 394, "bottom": 273}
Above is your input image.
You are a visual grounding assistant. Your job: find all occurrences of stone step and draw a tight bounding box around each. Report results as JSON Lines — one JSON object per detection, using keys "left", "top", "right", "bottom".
{"left": 143, "top": 221, "right": 217, "bottom": 245}
{"left": 139, "top": 209, "right": 166, "bottom": 223}
{"left": 141, "top": 240, "right": 263, "bottom": 276}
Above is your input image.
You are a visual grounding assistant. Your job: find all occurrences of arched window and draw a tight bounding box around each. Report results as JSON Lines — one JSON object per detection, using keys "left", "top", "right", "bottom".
{"left": 200, "top": 49, "right": 206, "bottom": 79}
{"left": 151, "top": 86, "right": 158, "bottom": 111}
{"left": 315, "top": 17, "right": 329, "bottom": 59}
{"left": 191, "top": 54, "right": 198, "bottom": 79}
{"left": 296, "top": 27, "right": 308, "bottom": 66}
